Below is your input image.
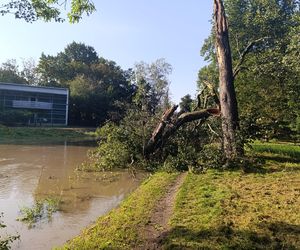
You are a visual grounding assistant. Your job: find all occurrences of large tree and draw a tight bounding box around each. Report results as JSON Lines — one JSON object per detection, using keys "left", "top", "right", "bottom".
{"left": 37, "top": 42, "right": 134, "bottom": 126}
{"left": 200, "top": 0, "right": 300, "bottom": 141}
{"left": 214, "top": 0, "right": 240, "bottom": 160}
{"left": 143, "top": 1, "right": 238, "bottom": 160}
{"left": 145, "top": 0, "right": 240, "bottom": 161}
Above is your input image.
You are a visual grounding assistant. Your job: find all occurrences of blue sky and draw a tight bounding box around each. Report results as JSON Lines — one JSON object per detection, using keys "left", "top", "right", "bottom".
{"left": 0, "top": 0, "right": 213, "bottom": 103}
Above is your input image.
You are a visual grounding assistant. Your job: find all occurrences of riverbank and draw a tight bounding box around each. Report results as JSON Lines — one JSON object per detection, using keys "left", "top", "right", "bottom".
{"left": 58, "top": 172, "right": 179, "bottom": 249}
{"left": 59, "top": 143, "right": 300, "bottom": 249}
{"left": 0, "top": 126, "right": 96, "bottom": 144}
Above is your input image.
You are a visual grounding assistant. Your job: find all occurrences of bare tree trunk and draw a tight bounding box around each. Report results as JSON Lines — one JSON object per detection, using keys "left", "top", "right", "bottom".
{"left": 214, "top": 0, "right": 240, "bottom": 160}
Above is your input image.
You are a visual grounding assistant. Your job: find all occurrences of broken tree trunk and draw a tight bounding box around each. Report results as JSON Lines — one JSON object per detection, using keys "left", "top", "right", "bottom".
{"left": 145, "top": 106, "right": 220, "bottom": 157}
{"left": 214, "top": 0, "right": 240, "bottom": 160}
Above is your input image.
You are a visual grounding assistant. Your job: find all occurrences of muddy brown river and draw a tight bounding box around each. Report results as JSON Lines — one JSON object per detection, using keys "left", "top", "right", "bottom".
{"left": 0, "top": 143, "right": 144, "bottom": 249}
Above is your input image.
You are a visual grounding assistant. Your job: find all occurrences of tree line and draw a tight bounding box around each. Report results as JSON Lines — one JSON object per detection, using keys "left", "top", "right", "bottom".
{"left": 0, "top": 43, "right": 172, "bottom": 127}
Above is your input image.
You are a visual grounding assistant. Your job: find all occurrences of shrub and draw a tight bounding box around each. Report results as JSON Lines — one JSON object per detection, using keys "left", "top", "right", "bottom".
{"left": 0, "top": 109, "right": 32, "bottom": 126}
{"left": 85, "top": 123, "right": 131, "bottom": 171}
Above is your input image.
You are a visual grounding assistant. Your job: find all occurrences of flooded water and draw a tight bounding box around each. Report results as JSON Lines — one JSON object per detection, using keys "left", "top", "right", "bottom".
{"left": 0, "top": 143, "right": 144, "bottom": 249}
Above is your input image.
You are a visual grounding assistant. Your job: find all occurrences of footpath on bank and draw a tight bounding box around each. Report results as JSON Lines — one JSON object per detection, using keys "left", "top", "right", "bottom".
{"left": 58, "top": 143, "right": 300, "bottom": 249}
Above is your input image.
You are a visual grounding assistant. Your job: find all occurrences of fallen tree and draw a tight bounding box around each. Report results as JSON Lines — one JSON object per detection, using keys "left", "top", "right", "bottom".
{"left": 146, "top": 0, "right": 269, "bottom": 161}
{"left": 145, "top": 105, "right": 220, "bottom": 157}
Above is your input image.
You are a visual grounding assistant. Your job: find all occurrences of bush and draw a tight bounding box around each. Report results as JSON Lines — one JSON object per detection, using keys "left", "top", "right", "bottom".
{"left": 196, "top": 143, "right": 224, "bottom": 170}
{"left": 0, "top": 109, "right": 32, "bottom": 126}
{"left": 86, "top": 123, "right": 131, "bottom": 171}
{"left": 80, "top": 98, "right": 166, "bottom": 171}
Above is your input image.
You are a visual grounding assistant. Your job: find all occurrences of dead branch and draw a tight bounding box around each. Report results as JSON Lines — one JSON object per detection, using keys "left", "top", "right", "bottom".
{"left": 233, "top": 37, "right": 269, "bottom": 78}
{"left": 194, "top": 86, "right": 206, "bottom": 110}
{"left": 145, "top": 77, "right": 223, "bottom": 157}
{"left": 194, "top": 80, "right": 220, "bottom": 112}
{"left": 202, "top": 80, "right": 220, "bottom": 108}
{"left": 207, "top": 123, "right": 220, "bottom": 137}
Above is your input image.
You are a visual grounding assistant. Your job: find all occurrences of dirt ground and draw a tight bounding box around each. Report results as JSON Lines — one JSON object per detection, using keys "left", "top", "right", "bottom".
{"left": 136, "top": 173, "right": 187, "bottom": 250}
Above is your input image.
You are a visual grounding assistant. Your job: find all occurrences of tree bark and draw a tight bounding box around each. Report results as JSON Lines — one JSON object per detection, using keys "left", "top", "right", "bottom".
{"left": 214, "top": 0, "right": 240, "bottom": 160}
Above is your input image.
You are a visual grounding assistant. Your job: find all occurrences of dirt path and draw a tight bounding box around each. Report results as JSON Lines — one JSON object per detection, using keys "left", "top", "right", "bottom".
{"left": 137, "top": 172, "right": 187, "bottom": 249}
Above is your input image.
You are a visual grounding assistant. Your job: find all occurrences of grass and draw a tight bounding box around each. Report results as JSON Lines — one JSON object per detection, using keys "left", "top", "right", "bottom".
{"left": 163, "top": 171, "right": 231, "bottom": 249}
{"left": 57, "top": 172, "right": 178, "bottom": 250}
{"left": 164, "top": 170, "right": 300, "bottom": 249}
{"left": 251, "top": 142, "right": 300, "bottom": 160}
{"left": 164, "top": 142, "right": 300, "bottom": 249}
{"left": 57, "top": 142, "right": 299, "bottom": 249}
{"left": 0, "top": 125, "right": 95, "bottom": 144}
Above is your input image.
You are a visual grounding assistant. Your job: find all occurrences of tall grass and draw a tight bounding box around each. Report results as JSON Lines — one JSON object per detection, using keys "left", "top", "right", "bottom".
{"left": 252, "top": 142, "right": 300, "bottom": 160}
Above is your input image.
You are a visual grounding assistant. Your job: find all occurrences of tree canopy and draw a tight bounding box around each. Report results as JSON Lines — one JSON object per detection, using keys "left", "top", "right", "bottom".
{"left": 199, "top": 0, "right": 300, "bottom": 140}
{"left": 0, "top": 0, "right": 95, "bottom": 22}
{"left": 37, "top": 42, "right": 134, "bottom": 126}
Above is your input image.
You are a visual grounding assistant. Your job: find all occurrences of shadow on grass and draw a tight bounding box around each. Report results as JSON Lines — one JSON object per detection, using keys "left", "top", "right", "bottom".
{"left": 162, "top": 221, "right": 300, "bottom": 250}
{"left": 257, "top": 154, "right": 300, "bottom": 164}
{"left": 241, "top": 153, "right": 300, "bottom": 174}
{"left": 220, "top": 153, "right": 300, "bottom": 175}
{"left": 242, "top": 163, "right": 300, "bottom": 175}
{"left": 252, "top": 145, "right": 300, "bottom": 160}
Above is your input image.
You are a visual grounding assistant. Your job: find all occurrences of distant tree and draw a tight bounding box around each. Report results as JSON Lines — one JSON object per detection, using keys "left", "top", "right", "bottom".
{"left": 0, "top": 0, "right": 95, "bottom": 23}
{"left": 37, "top": 42, "right": 134, "bottom": 126}
{"left": 132, "top": 59, "right": 172, "bottom": 114}
{"left": 63, "top": 41, "right": 99, "bottom": 65}
{"left": 37, "top": 53, "right": 69, "bottom": 87}
{"left": 0, "top": 59, "right": 27, "bottom": 84}
{"left": 37, "top": 42, "right": 99, "bottom": 87}
{"left": 20, "top": 58, "right": 39, "bottom": 85}
{"left": 179, "top": 94, "right": 193, "bottom": 113}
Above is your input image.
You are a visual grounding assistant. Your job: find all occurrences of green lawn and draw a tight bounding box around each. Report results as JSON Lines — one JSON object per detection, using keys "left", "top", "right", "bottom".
{"left": 164, "top": 143, "right": 300, "bottom": 249}
{"left": 0, "top": 126, "right": 95, "bottom": 144}
{"left": 251, "top": 142, "right": 300, "bottom": 160}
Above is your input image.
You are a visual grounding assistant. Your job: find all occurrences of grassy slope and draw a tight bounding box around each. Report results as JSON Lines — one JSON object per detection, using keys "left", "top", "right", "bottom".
{"left": 58, "top": 172, "right": 178, "bottom": 250}
{"left": 58, "top": 143, "right": 300, "bottom": 249}
{"left": 0, "top": 126, "right": 95, "bottom": 143}
{"left": 165, "top": 143, "right": 300, "bottom": 249}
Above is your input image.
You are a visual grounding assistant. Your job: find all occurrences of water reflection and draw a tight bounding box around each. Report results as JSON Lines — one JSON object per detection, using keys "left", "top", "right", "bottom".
{"left": 0, "top": 144, "right": 144, "bottom": 250}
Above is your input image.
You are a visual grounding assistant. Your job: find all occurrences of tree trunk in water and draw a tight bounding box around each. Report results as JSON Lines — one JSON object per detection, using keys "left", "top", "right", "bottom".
{"left": 214, "top": 0, "right": 239, "bottom": 160}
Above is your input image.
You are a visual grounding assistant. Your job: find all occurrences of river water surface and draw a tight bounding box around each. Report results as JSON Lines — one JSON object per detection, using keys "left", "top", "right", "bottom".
{"left": 0, "top": 143, "right": 144, "bottom": 249}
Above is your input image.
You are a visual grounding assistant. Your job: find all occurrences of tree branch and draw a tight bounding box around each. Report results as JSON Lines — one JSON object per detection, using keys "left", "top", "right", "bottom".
{"left": 233, "top": 37, "right": 269, "bottom": 78}
{"left": 148, "top": 105, "right": 178, "bottom": 145}
{"left": 145, "top": 106, "right": 220, "bottom": 157}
